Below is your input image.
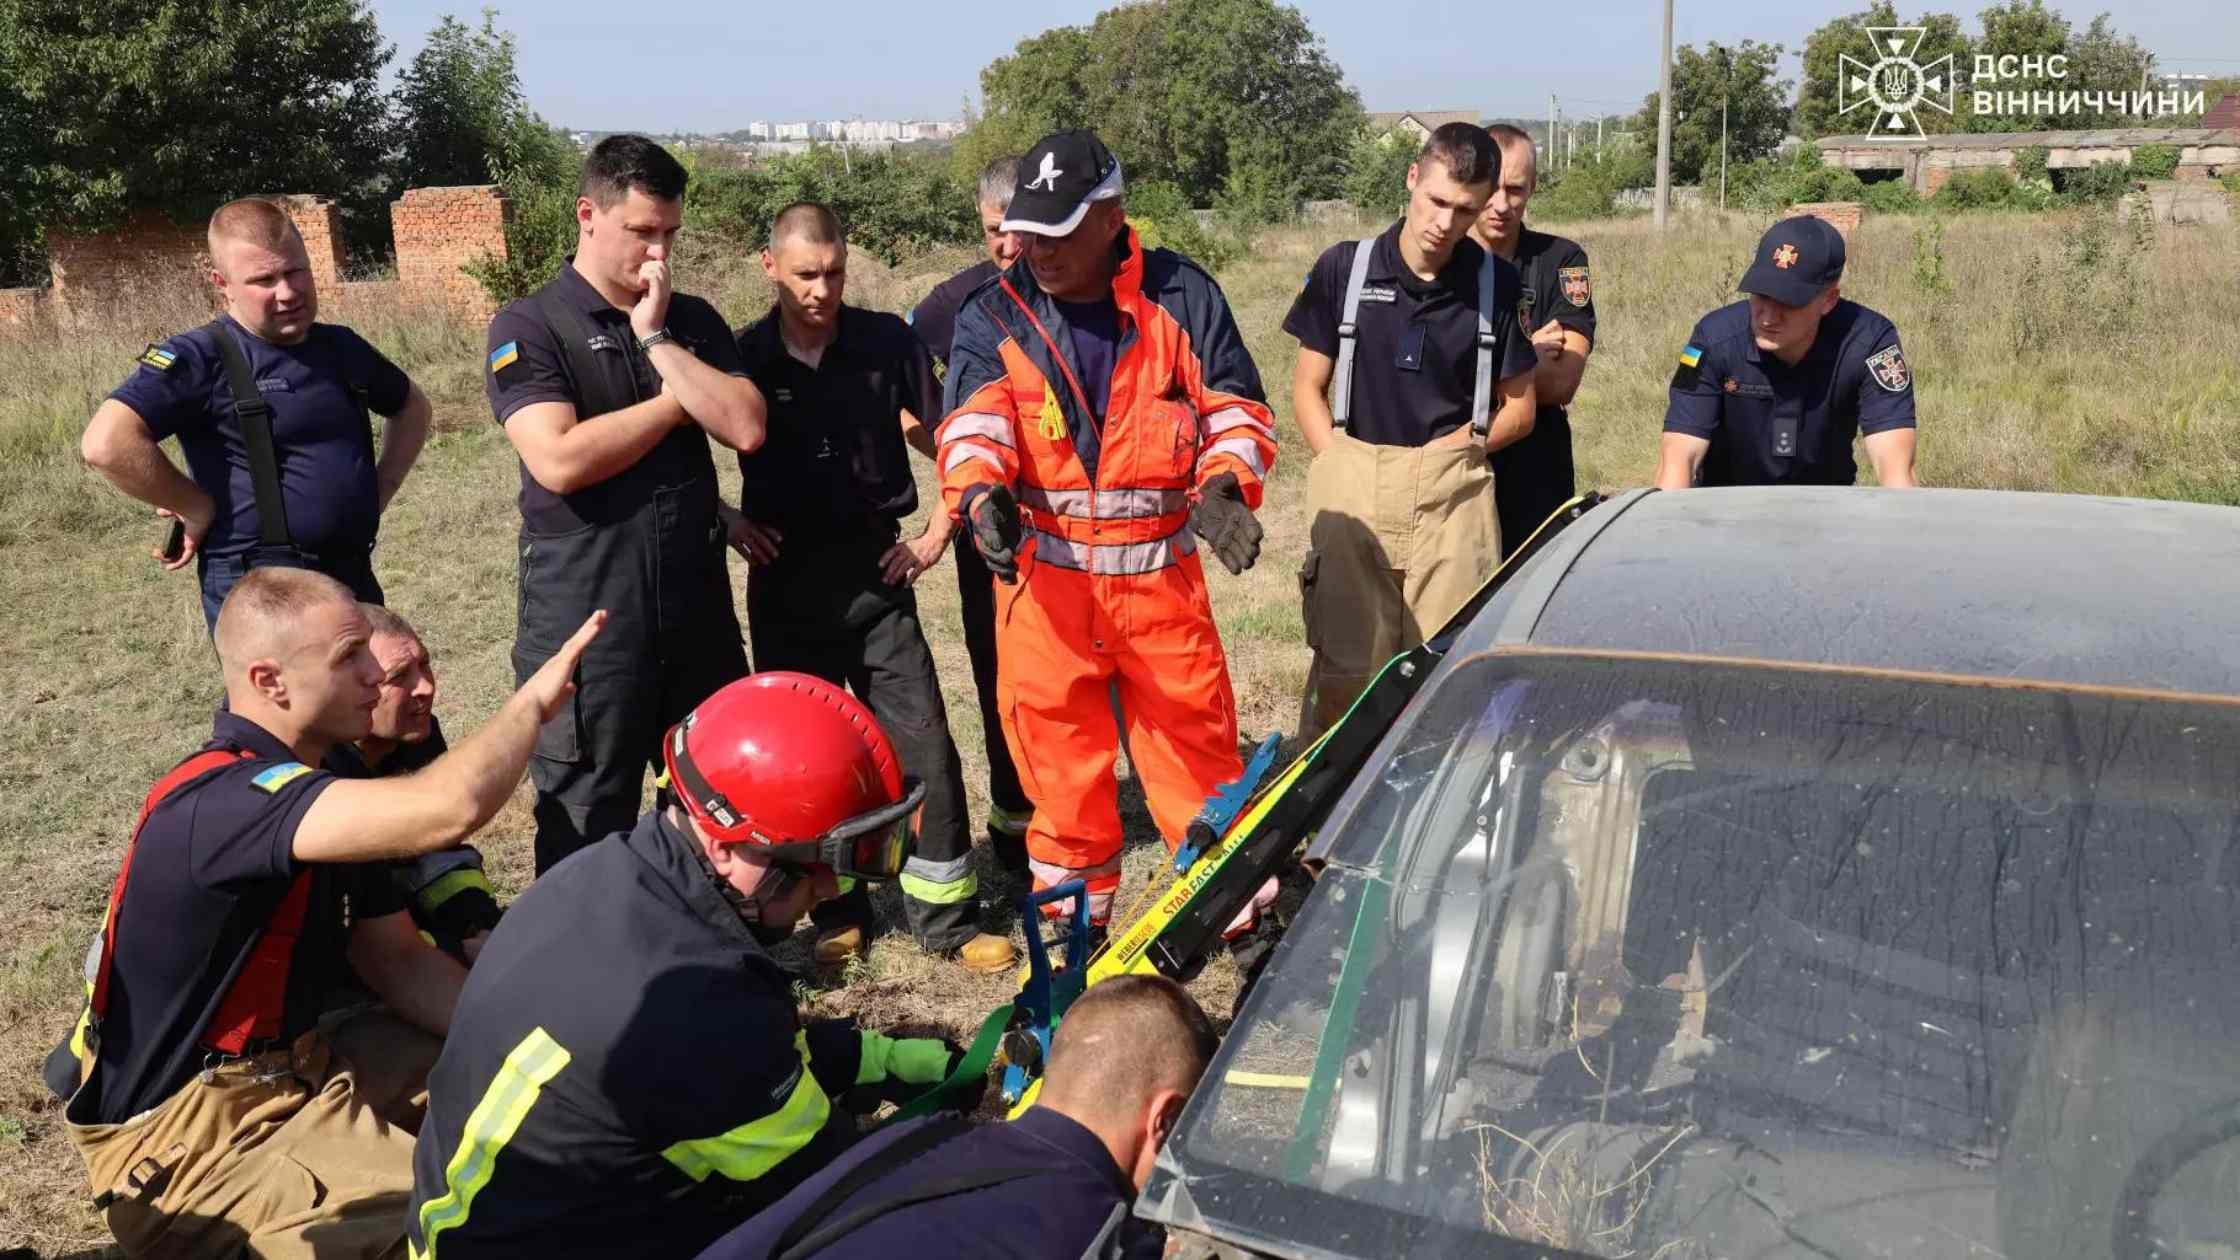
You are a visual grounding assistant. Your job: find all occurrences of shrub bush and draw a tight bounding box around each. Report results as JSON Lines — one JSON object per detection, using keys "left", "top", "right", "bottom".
{"left": 1127, "top": 180, "right": 1241, "bottom": 272}
{"left": 2129, "top": 144, "right": 2180, "bottom": 180}
{"left": 1863, "top": 179, "right": 1924, "bottom": 214}
{"left": 2014, "top": 145, "right": 2051, "bottom": 184}
{"left": 1342, "top": 130, "right": 1417, "bottom": 219}
{"left": 2224, "top": 169, "right": 2240, "bottom": 196}
{"left": 2060, "top": 161, "right": 2136, "bottom": 206}
{"left": 1933, "top": 167, "right": 2022, "bottom": 211}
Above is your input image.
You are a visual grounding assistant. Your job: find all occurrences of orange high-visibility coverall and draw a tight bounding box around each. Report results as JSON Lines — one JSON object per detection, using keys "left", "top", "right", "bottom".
{"left": 936, "top": 228, "right": 1277, "bottom": 923}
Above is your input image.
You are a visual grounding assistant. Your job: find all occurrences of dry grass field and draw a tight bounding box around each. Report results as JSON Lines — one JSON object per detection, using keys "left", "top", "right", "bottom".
{"left": 2, "top": 204, "right": 2237, "bottom": 1254}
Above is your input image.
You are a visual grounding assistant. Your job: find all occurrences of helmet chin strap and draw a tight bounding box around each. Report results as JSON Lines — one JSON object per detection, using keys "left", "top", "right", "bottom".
{"left": 665, "top": 794, "right": 804, "bottom": 947}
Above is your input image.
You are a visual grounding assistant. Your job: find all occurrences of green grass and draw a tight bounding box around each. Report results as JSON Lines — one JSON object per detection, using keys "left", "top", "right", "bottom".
{"left": 3, "top": 207, "right": 2238, "bottom": 1251}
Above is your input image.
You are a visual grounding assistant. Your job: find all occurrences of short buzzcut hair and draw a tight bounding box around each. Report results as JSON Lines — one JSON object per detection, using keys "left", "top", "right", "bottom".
{"left": 770, "top": 201, "right": 844, "bottom": 251}
{"left": 977, "top": 156, "right": 1021, "bottom": 211}
{"left": 1039, "top": 975, "right": 1217, "bottom": 1125}
{"left": 1417, "top": 121, "right": 1502, "bottom": 189}
{"left": 359, "top": 602, "right": 420, "bottom": 646}
{"left": 581, "top": 133, "right": 689, "bottom": 208}
{"left": 207, "top": 198, "right": 304, "bottom": 259}
{"left": 1484, "top": 124, "right": 1539, "bottom": 186}
{"left": 213, "top": 567, "right": 357, "bottom": 674}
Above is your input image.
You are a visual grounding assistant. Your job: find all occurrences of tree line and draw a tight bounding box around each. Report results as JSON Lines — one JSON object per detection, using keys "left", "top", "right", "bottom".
{"left": 0, "top": 0, "right": 2218, "bottom": 291}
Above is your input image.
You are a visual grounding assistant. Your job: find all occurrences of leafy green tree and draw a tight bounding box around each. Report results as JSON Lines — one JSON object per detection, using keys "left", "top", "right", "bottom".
{"left": 1795, "top": 3, "right": 1972, "bottom": 138}
{"left": 1341, "top": 129, "right": 1416, "bottom": 218}
{"left": 1964, "top": 3, "right": 2155, "bottom": 130}
{"left": 2, "top": 0, "right": 394, "bottom": 242}
{"left": 961, "top": 0, "right": 1363, "bottom": 214}
{"left": 392, "top": 9, "right": 572, "bottom": 193}
{"left": 1631, "top": 40, "right": 1792, "bottom": 186}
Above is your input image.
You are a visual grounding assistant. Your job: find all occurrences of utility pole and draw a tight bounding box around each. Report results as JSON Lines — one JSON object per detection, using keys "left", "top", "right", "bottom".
{"left": 1597, "top": 113, "right": 1605, "bottom": 158}
{"left": 1548, "top": 93, "right": 1559, "bottom": 172}
{"left": 1719, "top": 97, "right": 1728, "bottom": 211}
{"left": 1654, "top": 0, "right": 1674, "bottom": 228}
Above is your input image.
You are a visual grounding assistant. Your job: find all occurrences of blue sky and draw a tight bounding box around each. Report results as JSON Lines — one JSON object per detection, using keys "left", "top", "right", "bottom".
{"left": 366, "top": 0, "right": 2240, "bottom": 133}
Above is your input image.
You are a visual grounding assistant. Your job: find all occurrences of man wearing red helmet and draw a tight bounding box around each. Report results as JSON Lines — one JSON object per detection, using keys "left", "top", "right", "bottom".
{"left": 408, "top": 673, "right": 973, "bottom": 1260}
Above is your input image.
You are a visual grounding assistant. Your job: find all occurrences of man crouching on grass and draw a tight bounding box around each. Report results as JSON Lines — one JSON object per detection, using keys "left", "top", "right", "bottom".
{"left": 59, "top": 567, "right": 601, "bottom": 1259}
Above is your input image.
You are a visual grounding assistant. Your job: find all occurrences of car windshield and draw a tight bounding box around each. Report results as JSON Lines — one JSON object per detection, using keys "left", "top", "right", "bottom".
{"left": 1145, "top": 653, "right": 2240, "bottom": 1260}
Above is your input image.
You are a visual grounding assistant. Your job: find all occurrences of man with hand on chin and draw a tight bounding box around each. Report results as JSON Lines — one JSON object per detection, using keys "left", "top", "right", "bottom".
{"left": 486, "top": 133, "right": 768, "bottom": 874}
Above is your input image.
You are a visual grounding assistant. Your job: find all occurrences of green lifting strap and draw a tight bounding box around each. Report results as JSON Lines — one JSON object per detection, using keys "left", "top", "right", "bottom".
{"left": 880, "top": 1002, "right": 1012, "bottom": 1126}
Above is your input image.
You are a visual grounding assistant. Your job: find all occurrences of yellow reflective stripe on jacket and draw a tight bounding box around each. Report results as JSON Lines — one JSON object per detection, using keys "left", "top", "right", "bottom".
{"left": 415, "top": 867, "right": 492, "bottom": 914}
{"left": 660, "top": 1030, "right": 831, "bottom": 1183}
{"left": 413, "top": 1027, "right": 572, "bottom": 1259}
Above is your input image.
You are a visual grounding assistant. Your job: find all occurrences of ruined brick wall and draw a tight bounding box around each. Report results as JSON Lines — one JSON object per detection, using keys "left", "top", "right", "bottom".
{"left": 1786, "top": 201, "right": 1865, "bottom": 242}
{"left": 271, "top": 194, "right": 346, "bottom": 289}
{"left": 0, "top": 288, "right": 47, "bottom": 328}
{"left": 46, "top": 211, "right": 208, "bottom": 318}
{"left": 1921, "top": 166, "right": 1955, "bottom": 198}
{"left": 392, "top": 186, "right": 509, "bottom": 326}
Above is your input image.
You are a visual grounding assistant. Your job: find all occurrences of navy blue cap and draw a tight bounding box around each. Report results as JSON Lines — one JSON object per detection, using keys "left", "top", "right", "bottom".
{"left": 1739, "top": 215, "right": 1846, "bottom": 307}
{"left": 1002, "top": 130, "right": 1124, "bottom": 238}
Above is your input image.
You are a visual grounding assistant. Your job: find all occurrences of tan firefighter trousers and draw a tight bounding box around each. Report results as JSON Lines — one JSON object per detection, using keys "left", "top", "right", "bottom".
{"left": 1298, "top": 431, "right": 1500, "bottom": 739}
{"left": 66, "top": 1007, "right": 440, "bottom": 1260}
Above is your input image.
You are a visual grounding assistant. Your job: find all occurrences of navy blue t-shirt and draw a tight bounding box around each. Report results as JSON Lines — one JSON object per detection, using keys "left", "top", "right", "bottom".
{"left": 70, "top": 710, "right": 405, "bottom": 1125}
{"left": 109, "top": 317, "right": 411, "bottom": 559}
{"left": 1054, "top": 296, "right": 1121, "bottom": 423}
{"left": 1663, "top": 299, "right": 1915, "bottom": 487}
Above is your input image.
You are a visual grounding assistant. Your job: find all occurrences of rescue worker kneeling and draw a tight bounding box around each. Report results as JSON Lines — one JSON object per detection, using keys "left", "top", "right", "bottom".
{"left": 407, "top": 673, "right": 973, "bottom": 1260}
{"left": 62, "top": 569, "right": 604, "bottom": 1260}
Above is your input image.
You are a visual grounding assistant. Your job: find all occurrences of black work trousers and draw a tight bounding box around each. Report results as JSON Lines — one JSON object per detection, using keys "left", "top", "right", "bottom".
{"left": 1492, "top": 410, "right": 1577, "bottom": 560}
{"left": 514, "top": 483, "right": 748, "bottom": 874}
{"left": 952, "top": 533, "right": 1030, "bottom": 819}
{"left": 748, "top": 534, "right": 976, "bottom": 953}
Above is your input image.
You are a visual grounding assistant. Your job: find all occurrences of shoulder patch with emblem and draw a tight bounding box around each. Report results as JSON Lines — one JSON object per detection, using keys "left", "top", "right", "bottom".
{"left": 138, "top": 345, "right": 178, "bottom": 372}
{"left": 1559, "top": 266, "right": 1591, "bottom": 307}
{"left": 488, "top": 341, "right": 522, "bottom": 382}
{"left": 1865, "top": 344, "right": 1911, "bottom": 393}
{"left": 251, "top": 762, "right": 315, "bottom": 794}
{"left": 1672, "top": 342, "right": 1705, "bottom": 389}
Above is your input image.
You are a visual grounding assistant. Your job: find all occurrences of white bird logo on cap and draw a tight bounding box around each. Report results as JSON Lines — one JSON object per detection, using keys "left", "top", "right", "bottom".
{"left": 1025, "top": 151, "right": 1063, "bottom": 192}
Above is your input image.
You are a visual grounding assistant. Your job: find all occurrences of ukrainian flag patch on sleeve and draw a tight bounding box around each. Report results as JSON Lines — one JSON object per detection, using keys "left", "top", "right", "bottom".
{"left": 1678, "top": 344, "right": 1704, "bottom": 369}
{"left": 138, "top": 345, "right": 177, "bottom": 372}
{"left": 251, "top": 762, "right": 315, "bottom": 794}
{"left": 488, "top": 341, "right": 521, "bottom": 376}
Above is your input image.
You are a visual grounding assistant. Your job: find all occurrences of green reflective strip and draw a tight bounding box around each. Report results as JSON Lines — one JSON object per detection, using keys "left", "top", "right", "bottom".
{"left": 833, "top": 875, "right": 858, "bottom": 897}
{"left": 987, "top": 804, "right": 1031, "bottom": 837}
{"left": 414, "top": 1027, "right": 571, "bottom": 1258}
{"left": 898, "top": 869, "right": 979, "bottom": 905}
{"left": 417, "top": 867, "right": 492, "bottom": 914}
{"left": 662, "top": 1031, "right": 832, "bottom": 1183}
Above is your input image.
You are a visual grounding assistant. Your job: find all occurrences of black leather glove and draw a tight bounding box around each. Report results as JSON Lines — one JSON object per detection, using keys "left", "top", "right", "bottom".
{"left": 1190, "top": 473, "right": 1263, "bottom": 575}
{"left": 966, "top": 485, "right": 1023, "bottom": 584}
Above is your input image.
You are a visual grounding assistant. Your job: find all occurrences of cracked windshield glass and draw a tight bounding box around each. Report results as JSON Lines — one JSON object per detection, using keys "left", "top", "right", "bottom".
{"left": 1167, "top": 654, "right": 2240, "bottom": 1260}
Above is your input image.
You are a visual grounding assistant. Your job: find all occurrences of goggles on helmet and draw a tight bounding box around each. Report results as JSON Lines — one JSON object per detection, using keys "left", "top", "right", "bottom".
{"left": 666, "top": 723, "right": 923, "bottom": 881}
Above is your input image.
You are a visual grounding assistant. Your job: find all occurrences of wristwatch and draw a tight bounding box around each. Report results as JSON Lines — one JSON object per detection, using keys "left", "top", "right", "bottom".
{"left": 637, "top": 328, "right": 675, "bottom": 352}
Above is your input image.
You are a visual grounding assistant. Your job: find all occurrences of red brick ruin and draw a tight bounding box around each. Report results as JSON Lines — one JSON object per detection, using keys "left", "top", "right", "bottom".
{"left": 0, "top": 186, "right": 512, "bottom": 330}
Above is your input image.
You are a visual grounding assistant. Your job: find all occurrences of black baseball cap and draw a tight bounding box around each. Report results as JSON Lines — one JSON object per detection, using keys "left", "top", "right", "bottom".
{"left": 1738, "top": 215, "right": 1846, "bottom": 307}
{"left": 1002, "top": 130, "right": 1125, "bottom": 238}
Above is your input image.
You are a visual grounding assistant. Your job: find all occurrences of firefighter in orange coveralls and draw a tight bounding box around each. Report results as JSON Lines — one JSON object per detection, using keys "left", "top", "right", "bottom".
{"left": 934, "top": 130, "right": 1277, "bottom": 927}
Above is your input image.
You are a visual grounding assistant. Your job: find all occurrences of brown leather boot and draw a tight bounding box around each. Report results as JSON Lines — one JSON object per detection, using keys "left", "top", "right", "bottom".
{"left": 955, "top": 932, "right": 1017, "bottom": 974}
{"left": 813, "top": 924, "right": 865, "bottom": 967}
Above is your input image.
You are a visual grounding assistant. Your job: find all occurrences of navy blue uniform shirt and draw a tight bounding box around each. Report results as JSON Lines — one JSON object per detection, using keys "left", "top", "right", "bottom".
{"left": 695, "top": 1106, "right": 1157, "bottom": 1260}
{"left": 1508, "top": 227, "right": 1597, "bottom": 430}
{"left": 1283, "top": 221, "right": 1538, "bottom": 448}
{"left": 734, "top": 304, "right": 937, "bottom": 536}
{"left": 484, "top": 264, "right": 748, "bottom": 534}
{"left": 108, "top": 317, "right": 411, "bottom": 558}
{"left": 910, "top": 259, "right": 1001, "bottom": 368}
{"left": 1664, "top": 299, "right": 1915, "bottom": 487}
{"left": 70, "top": 710, "right": 404, "bottom": 1126}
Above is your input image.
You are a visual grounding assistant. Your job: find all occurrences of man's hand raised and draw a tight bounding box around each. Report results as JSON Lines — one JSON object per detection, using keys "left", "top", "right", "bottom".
{"left": 521, "top": 611, "right": 607, "bottom": 722}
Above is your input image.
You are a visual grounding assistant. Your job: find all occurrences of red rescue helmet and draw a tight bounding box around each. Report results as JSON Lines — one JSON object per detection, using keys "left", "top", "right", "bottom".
{"left": 661, "top": 673, "right": 923, "bottom": 880}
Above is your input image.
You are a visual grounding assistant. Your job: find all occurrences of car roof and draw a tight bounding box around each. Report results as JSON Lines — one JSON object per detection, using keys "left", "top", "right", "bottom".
{"left": 1470, "top": 487, "right": 2240, "bottom": 699}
